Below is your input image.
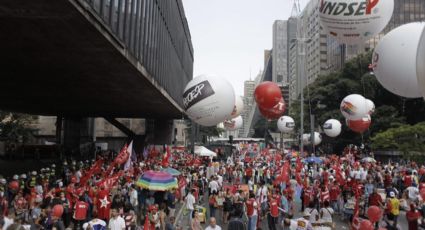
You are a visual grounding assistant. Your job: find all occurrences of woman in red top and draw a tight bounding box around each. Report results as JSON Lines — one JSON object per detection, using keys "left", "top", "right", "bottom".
{"left": 406, "top": 203, "right": 421, "bottom": 230}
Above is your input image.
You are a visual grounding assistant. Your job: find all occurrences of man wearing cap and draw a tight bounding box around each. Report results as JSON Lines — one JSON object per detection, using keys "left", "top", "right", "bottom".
{"left": 387, "top": 191, "right": 400, "bottom": 229}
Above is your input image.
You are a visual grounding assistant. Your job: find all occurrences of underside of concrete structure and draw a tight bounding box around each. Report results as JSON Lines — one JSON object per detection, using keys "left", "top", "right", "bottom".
{"left": 0, "top": 0, "right": 193, "bottom": 119}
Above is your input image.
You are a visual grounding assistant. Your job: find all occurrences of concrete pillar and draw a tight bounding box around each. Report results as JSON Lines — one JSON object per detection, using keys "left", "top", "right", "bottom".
{"left": 55, "top": 116, "right": 62, "bottom": 144}
{"left": 63, "top": 117, "right": 82, "bottom": 156}
{"left": 153, "top": 119, "right": 174, "bottom": 145}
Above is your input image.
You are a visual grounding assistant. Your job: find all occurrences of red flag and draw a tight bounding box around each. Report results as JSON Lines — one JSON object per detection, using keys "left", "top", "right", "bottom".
{"left": 96, "top": 171, "right": 124, "bottom": 190}
{"left": 104, "top": 144, "right": 128, "bottom": 177}
{"left": 162, "top": 145, "right": 170, "bottom": 167}
{"left": 80, "top": 159, "right": 104, "bottom": 186}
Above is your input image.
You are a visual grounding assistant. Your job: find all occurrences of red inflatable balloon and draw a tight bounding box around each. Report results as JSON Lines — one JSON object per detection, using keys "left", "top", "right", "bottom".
{"left": 359, "top": 220, "right": 373, "bottom": 230}
{"left": 52, "top": 204, "right": 64, "bottom": 218}
{"left": 8, "top": 181, "right": 19, "bottom": 191}
{"left": 347, "top": 115, "right": 371, "bottom": 133}
{"left": 259, "top": 98, "right": 285, "bottom": 120}
{"left": 254, "top": 81, "right": 282, "bottom": 109}
{"left": 367, "top": 205, "right": 382, "bottom": 223}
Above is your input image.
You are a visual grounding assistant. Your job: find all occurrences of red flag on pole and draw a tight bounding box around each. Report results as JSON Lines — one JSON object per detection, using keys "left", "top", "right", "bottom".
{"left": 144, "top": 214, "right": 151, "bottom": 230}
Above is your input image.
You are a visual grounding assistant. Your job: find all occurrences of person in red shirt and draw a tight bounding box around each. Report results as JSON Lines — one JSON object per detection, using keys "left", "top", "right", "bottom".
{"left": 329, "top": 181, "right": 341, "bottom": 214}
{"left": 267, "top": 196, "right": 279, "bottom": 230}
{"left": 96, "top": 186, "right": 111, "bottom": 221}
{"left": 368, "top": 188, "right": 383, "bottom": 207}
{"left": 73, "top": 196, "right": 89, "bottom": 229}
{"left": 384, "top": 172, "right": 393, "bottom": 188}
{"left": 404, "top": 172, "right": 413, "bottom": 189}
{"left": 406, "top": 203, "right": 421, "bottom": 230}
{"left": 245, "top": 193, "right": 258, "bottom": 230}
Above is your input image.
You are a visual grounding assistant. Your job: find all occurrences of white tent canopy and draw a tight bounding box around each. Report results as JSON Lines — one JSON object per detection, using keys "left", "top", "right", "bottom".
{"left": 194, "top": 146, "right": 217, "bottom": 157}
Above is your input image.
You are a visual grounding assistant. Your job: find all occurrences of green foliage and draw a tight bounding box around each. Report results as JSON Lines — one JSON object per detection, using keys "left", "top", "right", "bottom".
{"left": 371, "top": 122, "right": 425, "bottom": 158}
{"left": 0, "top": 112, "right": 37, "bottom": 143}
{"left": 287, "top": 51, "right": 425, "bottom": 152}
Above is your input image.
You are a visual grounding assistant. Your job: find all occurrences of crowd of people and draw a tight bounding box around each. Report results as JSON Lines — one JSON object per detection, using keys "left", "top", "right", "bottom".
{"left": 0, "top": 144, "right": 425, "bottom": 230}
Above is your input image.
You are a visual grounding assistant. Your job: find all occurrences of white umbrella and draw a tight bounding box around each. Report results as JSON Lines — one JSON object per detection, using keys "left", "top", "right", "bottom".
{"left": 194, "top": 146, "right": 217, "bottom": 157}
{"left": 361, "top": 157, "right": 376, "bottom": 163}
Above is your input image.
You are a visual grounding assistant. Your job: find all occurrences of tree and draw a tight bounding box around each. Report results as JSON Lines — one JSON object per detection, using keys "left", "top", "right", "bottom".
{"left": 371, "top": 122, "right": 425, "bottom": 159}
{"left": 288, "top": 51, "right": 425, "bottom": 153}
{"left": 0, "top": 111, "right": 38, "bottom": 143}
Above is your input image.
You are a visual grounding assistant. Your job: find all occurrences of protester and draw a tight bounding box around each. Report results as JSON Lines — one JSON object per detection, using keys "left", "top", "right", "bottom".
{"left": 204, "top": 217, "right": 221, "bottom": 230}
{"left": 0, "top": 143, "right": 419, "bottom": 230}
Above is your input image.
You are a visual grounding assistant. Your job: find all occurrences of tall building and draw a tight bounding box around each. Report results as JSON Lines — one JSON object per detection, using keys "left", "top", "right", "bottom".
{"left": 272, "top": 20, "right": 288, "bottom": 83}
{"left": 288, "top": 0, "right": 342, "bottom": 103}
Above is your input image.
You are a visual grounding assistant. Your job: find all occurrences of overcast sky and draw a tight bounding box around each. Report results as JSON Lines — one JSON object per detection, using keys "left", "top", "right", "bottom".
{"left": 182, "top": 0, "right": 310, "bottom": 96}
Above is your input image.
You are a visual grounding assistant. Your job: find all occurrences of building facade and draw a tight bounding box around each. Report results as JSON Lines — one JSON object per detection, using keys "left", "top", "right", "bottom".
{"left": 288, "top": 0, "right": 342, "bottom": 104}
{"left": 272, "top": 20, "right": 289, "bottom": 83}
{"left": 33, "top": 116, "right": 188, "bottom": 151}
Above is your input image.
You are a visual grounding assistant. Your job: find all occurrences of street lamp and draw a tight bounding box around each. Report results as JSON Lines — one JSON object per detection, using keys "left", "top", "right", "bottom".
{"left": 291, "top": 36, "right": 312, "bottom": 156}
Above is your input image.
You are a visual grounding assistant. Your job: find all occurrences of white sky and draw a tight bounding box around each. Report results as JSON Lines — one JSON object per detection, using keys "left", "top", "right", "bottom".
{"left": 183, "top": 0, "right": 310, "bottom": 96}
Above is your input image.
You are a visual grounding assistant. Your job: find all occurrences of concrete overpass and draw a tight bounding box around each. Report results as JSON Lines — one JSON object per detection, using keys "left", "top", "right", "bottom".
{"left": 0, "top": 0, "right": 193, "bottom": 118}
{"left": 0, "top": 0, "right": 194, "bottom": 153}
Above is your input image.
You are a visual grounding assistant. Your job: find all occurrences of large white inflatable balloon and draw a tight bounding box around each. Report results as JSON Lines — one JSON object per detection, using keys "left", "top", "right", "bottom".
{"left": 340, "top": 94, "right": 368, "bottom": 120}
{"left": 365, "top": 99, "right": 375, "bottom": 115}
{"left": 183, "top": 75, "right": 235, "bottom": 126}
{"left": 302, "top": 133, "right": 322, "bottom": 146}
{"left": 223, "top": 116, "right": 243, "bottom": 131}
{"left": 372, "top": 22, "right": 425, "bottom": 98}
{"left": 230, "top": 96, "right": 244, "bottom": 119}
{"left": 319, "top": 0, "right": 394, "bottom": 44}
{"left": 416, "top": 25, "right": 425, "bottom": 99}
{"left": 312, "top": 132, "right": 322, "bottom": 146}
{"left": 277, "top": 116, "right": 295, "bottom": 133}
{"left": 323, "top": 119, "right": 342, "bottom": 137}
{"left": 302, "top": 134, "right": 310, "bottom": 145}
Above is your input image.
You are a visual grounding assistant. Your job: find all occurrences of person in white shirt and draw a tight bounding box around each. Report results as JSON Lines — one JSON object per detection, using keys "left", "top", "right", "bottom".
{"left": 283, "top": 212, "right": 313, "bottom": 230}
{"left": 108, "top": 208, "right": 125, "bottom": 230}
{"left": 185, "top": 189, "right": 196, "bottom": 225}
{"left": 2, "top": 214, "right": 14, "bottom": 230}
{"left": 320, "top": 201, "right": 334, "bottom": 224}
{"left": 217, "top": 175, "right": 223, "bottom": 188}
{"left": 257, "top": 182, "right": 268, "bottom": 214}
{"left": 304, "top": 203, "right": 320, "bottom": 225}
{"left": 209, "top": 178, "right": 219, "bottom": 195}
{"left": 129, "top": 185, "right": 138, "bottom": 210}
{"left": 205, "top": 217, "right": 222, "bottom": 230}
{"left": 406, "top": 185, "right": 419, "bottom": 202}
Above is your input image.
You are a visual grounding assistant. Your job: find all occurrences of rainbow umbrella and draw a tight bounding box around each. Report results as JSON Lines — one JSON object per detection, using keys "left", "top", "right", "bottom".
{"left": 136, "top": 170, "right": 178, "bottom": 191}
{"left": 161, "top": 167, "right": 181, "bottom": 176}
